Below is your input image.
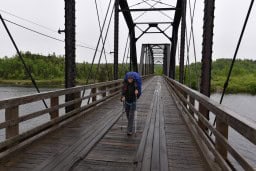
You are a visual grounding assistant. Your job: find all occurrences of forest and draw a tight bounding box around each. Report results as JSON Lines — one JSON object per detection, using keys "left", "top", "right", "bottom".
{"left": 174, "top": 58, "right": 256, "bottom": 94}
{"left": 0, "top": 51, "right": 129, "bottom": 86}
{"left": 1, "top": 52, "right": 256, "bottom": 94}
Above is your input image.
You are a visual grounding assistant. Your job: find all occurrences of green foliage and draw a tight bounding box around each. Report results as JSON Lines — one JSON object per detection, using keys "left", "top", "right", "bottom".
{"left": 0, "top": 52, "right": 64, "bottom": 80}
{"left": 182, "top": 58, "right": 256, "bottom": 94}
{"left": 154, "top": 64, "right": 163, "bottom": 75}
{"left": 1, "top": 53, "right": 256, "bottom": 94}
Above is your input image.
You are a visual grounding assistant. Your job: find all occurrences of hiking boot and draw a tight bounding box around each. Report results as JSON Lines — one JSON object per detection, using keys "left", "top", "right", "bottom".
{"left": 127, "top": 131, "right": 133, "bottom": 136}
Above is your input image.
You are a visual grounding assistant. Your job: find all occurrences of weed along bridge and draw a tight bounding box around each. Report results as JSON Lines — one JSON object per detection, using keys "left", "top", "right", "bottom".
{"left": 0, "top": 0, "right": 256, "bottom": 171}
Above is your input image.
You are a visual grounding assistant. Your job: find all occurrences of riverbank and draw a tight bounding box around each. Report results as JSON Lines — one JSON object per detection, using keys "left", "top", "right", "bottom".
{"left": 211, "top": 74, "right": 256, "bottom": 94}
{"left": 0, "top": 79, "right": 97, "bottom": 88}
{"left": 1, "top": 77, "right": 256, "bottom": 94}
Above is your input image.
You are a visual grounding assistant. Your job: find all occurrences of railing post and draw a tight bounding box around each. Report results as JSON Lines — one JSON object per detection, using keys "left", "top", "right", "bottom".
{"left": 189, "top": 96, "right": 195, "bottom": 117}
{"left": 109, "top": 83, "right": 114, "bottom": 95}
{"left": 5, "top": 106, "right": 19, "bottom": 139}
{"left": 92, "top": 88, "right": 97, "bottom": 102}
{"left": 102, "top": 86, "right": 107, "bottom": 97}
{"left": 215, "top": 117, "right": 228, "bottom": 160}
{"left": 50, "top": 96, "right": 59, "bottom": 119}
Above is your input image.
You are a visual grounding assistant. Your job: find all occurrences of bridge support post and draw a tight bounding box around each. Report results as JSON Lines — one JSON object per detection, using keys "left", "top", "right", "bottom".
{"left": 198, "top": 0, "right": 215, "bottom": 130}
{"left": 169, "top": 0, "right": 182, "bottom": 79}
{"left": 188, "top": 96, "right": 195, "bottom": 116}
{"left": 149, "top": 46, "right": 154, "bottom": 74}
{"left": 5, "top": 106, "right": 19, "bottom": 139}
{"left": 130, "top": 29, "right": 138, "bottom": 72}
{"left": 169, "top": 27, "right": 178, "bottom": 79}
{"left": 114, "top": 0, "right": 119, "bottom": 80}
{"left": 50, "top": 96, "right": 59, "bottom": 119}
{"left": 102, "top": 86, "right": 107, "bottom": 97}
{"left": 216, "top": 118, "right": 228, "bottom": 160}
{"left": 92, "top": 88, "right": 97, "bottom": 102}
{"left": 65, "top": 0, "right": 78, "bottom": 113}
{"left": 179, "top": 0, "right": 186, "bottom": 83}
{"left": 164, "top": 45, "right": 171, "bottom": 77}
{"left": 139, "top": 45, "right": 145, "bottom": 75}
{"left": 163, "top": 46, "right": 167, "bottom": 75}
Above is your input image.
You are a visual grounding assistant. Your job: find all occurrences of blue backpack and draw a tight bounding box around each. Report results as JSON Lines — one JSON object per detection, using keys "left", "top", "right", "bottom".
{"left": 124, "top": 72, "right": 142, "bottom": 98}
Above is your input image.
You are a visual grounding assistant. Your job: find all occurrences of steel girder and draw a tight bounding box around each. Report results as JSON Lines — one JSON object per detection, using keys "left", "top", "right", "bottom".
{"left": 119, "top": 0, "right": 138, "bottom": 72}
{"left": 169, "top": 0, "right": 182, "bottom": 79}
{"left": 64, "top": 0, "right": 77, "bottom": 112}
{"left": 199, "top": 0, "right": 215, "bottom": 130}
{"left": 114, "top": 0, "right": 119, "bottom": 79}
{"left": 179, "top": 0, "right": 187, "bottom": 83}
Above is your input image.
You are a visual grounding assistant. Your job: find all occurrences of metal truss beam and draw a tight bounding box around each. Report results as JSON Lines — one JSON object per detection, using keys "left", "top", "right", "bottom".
{"left": 119, "top": 7, "right": 178, "bottom": 12}
{"left": 119, "top": 0, "right": 138, "bottom": 72}
{"left": 169, "top": 0, "right": 182, "bottom": 78}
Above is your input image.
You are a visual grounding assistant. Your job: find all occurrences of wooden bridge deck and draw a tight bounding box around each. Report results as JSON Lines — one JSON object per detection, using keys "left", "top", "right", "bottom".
{"left": 0, "top": 76, "right": 209, "bottom": 171}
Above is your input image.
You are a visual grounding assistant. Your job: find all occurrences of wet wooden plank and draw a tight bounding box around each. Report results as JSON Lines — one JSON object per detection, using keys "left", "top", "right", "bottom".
{"left": 35, "top": 109, "right": 121, "bottom": 170}
{"left": 159, "top": 99, "right": 168, "bottom": 171}
{"left": 151, "top": 92, "right": 160, "bottom": 171}
{"left": 0, "top": 77, "right": 210, "bottom": 171}
{"left": 161, "top": 80, "right": 208, "bottom": 171}
{"left": 74, "top": 159, "right": 135, "bottom": 171}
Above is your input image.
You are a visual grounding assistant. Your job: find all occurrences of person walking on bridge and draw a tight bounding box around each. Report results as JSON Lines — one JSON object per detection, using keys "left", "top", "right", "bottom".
{"left": 121, "top": 72, "right": 141, "bottom": 136}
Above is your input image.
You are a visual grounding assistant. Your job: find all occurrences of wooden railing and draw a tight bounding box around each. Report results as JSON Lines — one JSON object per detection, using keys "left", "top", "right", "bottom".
{"left": 164, "top": 76, "right": 256, "bottom": 171}
{"left": 0, "top": 75, "right": 151, "bottom": 154}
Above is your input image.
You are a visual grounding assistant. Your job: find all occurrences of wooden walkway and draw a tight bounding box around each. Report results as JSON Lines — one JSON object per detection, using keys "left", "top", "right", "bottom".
{"left": 0, "top": 76, "right": 209, "bottom": 171}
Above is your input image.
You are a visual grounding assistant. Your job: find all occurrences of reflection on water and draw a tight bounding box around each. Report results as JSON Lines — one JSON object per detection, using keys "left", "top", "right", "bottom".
{"left": 0, "top": 86, "right": 90, "bottom": 142}
{"left": 0, "top": 86, "right": 60, "bottom": 141}
{"left": 211, "top": 93, "right": 256, "bottom": 169}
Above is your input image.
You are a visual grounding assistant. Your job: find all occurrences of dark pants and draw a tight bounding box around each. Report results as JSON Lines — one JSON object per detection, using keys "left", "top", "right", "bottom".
{"left": 125, "top": 101, "right": 136, "bottom": 133}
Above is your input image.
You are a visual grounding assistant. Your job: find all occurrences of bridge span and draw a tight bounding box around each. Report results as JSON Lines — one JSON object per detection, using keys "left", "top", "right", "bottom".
{"left": 0, "top": 76, "right": 209, "bottom": 170}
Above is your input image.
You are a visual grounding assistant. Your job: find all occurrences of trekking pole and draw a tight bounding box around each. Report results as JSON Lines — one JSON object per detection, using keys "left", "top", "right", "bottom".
{"left": 121, "top": 101, "right": 125, "bottom": 131}
{"left": 134, "top": 96, "right": 138, "bottom": 136}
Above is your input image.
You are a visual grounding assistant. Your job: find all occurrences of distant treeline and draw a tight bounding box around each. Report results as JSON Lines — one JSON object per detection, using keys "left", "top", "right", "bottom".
{"left": 1, "top": 52, "right": 256, "bottom": 94}
{"left": 176, "top": 58, "right": 256, "bottom": 94}
{"left": 0, "top": 52, "right": 129, "bottom": 86}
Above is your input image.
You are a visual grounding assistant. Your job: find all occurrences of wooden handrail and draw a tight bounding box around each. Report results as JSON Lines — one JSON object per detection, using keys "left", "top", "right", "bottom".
{"left": 164, "top": 76, "right": 256, "bottom": 145}
{"left": 164, "top": 76, "right": 256, "bottom": 171}
{"left": 0, "top": 75, "right": 152, "bottom": 153}
{"left": 0, "top": 85, "right": 123, "bottom": 129}
{"left": 0, "top": 79, "right": 123, "bottom": 109}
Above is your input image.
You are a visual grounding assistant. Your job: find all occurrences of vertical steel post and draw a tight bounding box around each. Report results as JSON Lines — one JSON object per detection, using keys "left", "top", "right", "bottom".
{"left": 149, "top": 46, "right": 154, "bottom": 74}
{"left": 198, "top": 0, "right": 215, "bottom": 130}
{"left": 163, "top": 46, "right": 167, "bottom": 75}
{"left": 166, "top": 44, "right": 171, "bottom": 77}
{"left": 169, "top": 0, "right": 182, "bottom": 79}
{"left": 65, "top": 0, "right": 76, "bottom": 112}
{"left": 114, "top": 0, "right": 119, "bottom": 79}
{"left": 179, "top": 0, "right": 186, "bottom": 83}
{"left": 169, "top": 26, "right": 178, "bottom": 79}
{"left": 139, "top": 45, "right": 145, "bottom": 75}
{"left": 130, "top": 29, "right": 138, "bottom": 72}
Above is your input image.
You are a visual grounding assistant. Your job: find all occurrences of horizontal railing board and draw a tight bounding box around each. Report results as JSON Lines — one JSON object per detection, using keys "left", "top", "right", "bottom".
{"left": 0, "top": 75, "right": 152, "bottom": 151}
{"left": 165, "top": 79, "right": 254, "bottom": 171}
{"left": 0, "top": 79, "right": 123, "bottom": 109}
{"left": 0, "top": 90, "right": 121, "bottom": 152}
{"left": 164, "top": 80, "right": 231, "bottom": 171}
{"left": 164, "top": 76, "right": 256, "bottom": 145}
{"left": 0, "top": 85, "right": 122, "bottom": 129}
{"left": 0, "top": 75, "right": 151, "bottom": 109}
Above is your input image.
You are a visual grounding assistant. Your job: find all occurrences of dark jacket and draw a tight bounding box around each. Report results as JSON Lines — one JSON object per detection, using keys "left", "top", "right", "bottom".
{"left": 122, "top": 81, "right": 138, "bottom": 103}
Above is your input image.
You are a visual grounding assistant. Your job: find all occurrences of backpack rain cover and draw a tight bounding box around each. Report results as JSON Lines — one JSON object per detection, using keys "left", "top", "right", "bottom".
{"left": 124, "top": 72, "right": 142, "bottom": 98}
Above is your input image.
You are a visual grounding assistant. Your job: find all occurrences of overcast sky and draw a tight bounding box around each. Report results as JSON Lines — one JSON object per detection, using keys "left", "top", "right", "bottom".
{"left": 0, "top": 0, "right": 255, "bottom": 64}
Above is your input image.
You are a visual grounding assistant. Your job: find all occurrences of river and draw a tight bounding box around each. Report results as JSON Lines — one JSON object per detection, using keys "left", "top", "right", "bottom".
{"left": 210, "top": 94, "right": 256, "bottom": 170}
{"left": 0, "top": 86, "right": 255, "bottom": 169}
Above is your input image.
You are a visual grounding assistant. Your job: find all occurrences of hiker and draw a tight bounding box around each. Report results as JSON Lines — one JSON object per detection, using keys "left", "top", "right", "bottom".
{"left": 121, "top": 72, "right": 141, "bottom": 136}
